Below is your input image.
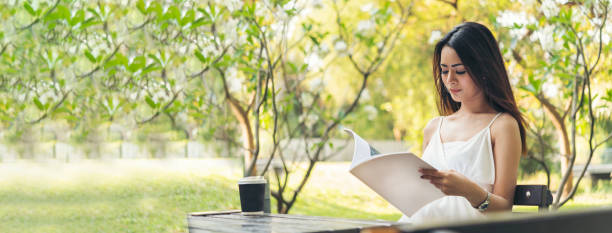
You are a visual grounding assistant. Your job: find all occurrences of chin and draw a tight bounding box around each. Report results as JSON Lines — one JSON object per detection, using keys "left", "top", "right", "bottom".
{"left": 450, "top": 95, "right": 461, "bottom": 102}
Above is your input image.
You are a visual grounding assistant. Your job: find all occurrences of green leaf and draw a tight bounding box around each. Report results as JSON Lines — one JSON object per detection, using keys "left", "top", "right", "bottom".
{"left": 194, "top": 50, "right": 209, "bottom": 63}
{"left": 147, "top": 1, "right": 162, "bottom": 15}
{"left": 163, "top": 5, "right": 180, "bottom": 21}
{"left": 86, "top": 7, "right": 101, "bottom": 19}
{"left": 147, "top": 54, "right": 162, "bottom": 66}
{"left": 190, "top": 17, "right": 211, "bottom": 29}
{"left": 80, "top": 17, "right": 99, "bottom": 29}
{"left": 24, "top": 2, "right": 36, "bottom": 16}
{"left": 69, "top": 9, "right": 85, "bottom": 27}
{"left": 56, "top": 5, "right": 70, "bottom": 20}
{"left": 136, "top": 0, "right": 146, "bottom": 14}
{"left": 84, "top": 50, "right": 96, "bottom": 63}
{"left": 128, "top": 56, "right": 146, "bottom": 72}
{"left": 179, "top": 9, "right": 195, "bottom": 27}
{"left": 34, "top": 98, "right": 45, "bottom": 111}
{"left": 58, "top": 79, "right": 65, "bottom": 88}
{"left": 145, "top": 96, "right": 157, "bottom": 109}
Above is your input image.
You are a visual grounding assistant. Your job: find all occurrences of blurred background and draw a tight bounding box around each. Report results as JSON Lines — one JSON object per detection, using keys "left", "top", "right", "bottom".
{"left": 0, "top": 0, "right": 610, "bottom": 232}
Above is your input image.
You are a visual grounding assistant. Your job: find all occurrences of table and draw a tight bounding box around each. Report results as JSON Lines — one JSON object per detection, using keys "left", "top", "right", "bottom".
{"left": 187, "top": 210, "right": 397, "bottom": 233}
{"left": 188, "top": 206, "right": 612, "bottom": 233}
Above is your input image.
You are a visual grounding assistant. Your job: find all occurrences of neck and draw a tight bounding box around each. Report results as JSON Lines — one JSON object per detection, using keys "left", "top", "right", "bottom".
{"left": 456, "top": 94, "right": 495, "bottom": 115}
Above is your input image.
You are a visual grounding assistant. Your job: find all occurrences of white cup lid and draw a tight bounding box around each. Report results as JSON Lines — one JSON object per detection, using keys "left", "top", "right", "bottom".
{"left": 238, "top": 176, "right": 267, "bottom": 184}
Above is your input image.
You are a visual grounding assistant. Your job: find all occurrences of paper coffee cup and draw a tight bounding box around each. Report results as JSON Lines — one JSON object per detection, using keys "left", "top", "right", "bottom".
{"left": 238, "top": 176, "right": 267, "bottom": 215}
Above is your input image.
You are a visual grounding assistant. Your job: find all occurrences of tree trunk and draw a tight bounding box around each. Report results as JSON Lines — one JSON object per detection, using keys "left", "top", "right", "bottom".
{"left": 227, "top": 98, "right": 256, "bottom": 176}
{"left": 539, "top": 95, "right": 572, "bottom": 199}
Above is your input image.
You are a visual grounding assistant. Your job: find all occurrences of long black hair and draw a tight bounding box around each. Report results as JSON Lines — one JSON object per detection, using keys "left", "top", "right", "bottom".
{"left": 432, "top": 22, "right": 527, "bottom": 155}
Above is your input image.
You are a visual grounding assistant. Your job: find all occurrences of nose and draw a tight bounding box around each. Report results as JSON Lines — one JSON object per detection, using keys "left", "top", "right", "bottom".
{"left": 445, "top": 70, "right": 457, "bottom": 84}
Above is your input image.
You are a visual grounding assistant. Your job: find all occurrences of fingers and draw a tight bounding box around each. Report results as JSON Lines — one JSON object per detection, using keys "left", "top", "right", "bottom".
{"left": 419, "top": 168, "right": 442, "bottom": 177}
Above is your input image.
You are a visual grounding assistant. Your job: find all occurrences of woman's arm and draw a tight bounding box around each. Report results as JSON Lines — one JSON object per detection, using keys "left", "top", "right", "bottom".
{"left": 486, "top": 113, "right": 522, "bottom": 211}
{"left": 420, "top": 113, "right": 522, "bottom": 212}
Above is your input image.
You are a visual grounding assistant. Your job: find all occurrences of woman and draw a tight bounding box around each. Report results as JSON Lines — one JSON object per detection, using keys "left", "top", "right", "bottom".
{"left": 399, "top": 22, "right": 526, "bottom": 223}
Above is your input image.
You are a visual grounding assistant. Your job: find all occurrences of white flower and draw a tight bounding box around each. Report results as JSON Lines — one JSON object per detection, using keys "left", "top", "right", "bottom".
{"left": 360, "top": 3, "right": 378, "bottom": 15}
{"left": 177, "top": 112, "right": 188, "bottom": 126}
{"left": 223, "top": 0, "right": 243, "bottom": 13}
{"left": 254, "top": 1, "right": 267, "bottom": 18}
{"left": 270, "top": 21, "right": 284, "bottom": 34}
{"left": 40, "top": 91, "right": 59, "bottom": 103}
{"left": 334, "top": 40, "right": 347, "bottom": 51}
{"left": 300, "top": 113, "right": 319, "bottom": 128}
{"left": 496, "top": 10, "right": 536, "bottom": 28}
{"left": 308, "top": 76, "right": 325, "bottom": 91}
{"left": 304, "top": 53, "right": 323, "bottom": 71}
{"left": 320, "top": 43, "right": 329, "bottom": 54}
{"left": 226, "top": 67, "right": 243, "bottom": 93}
{"left": 363, "top": 105, "right": 378, "bottom": 120}
{"left": 542, "top": 79, "right": 560, "bottom": 98}
{"left": 223, "top": 18, "right": 239, "bottom": 44}
{"left": 151, "top": 91, "right": 168, "bottom": 103}
{"left": 356, "top": 20, "right": 376, "bottom": 36}
{"left": 301, "top": 93, "right": 314, "bottom": 106}
{"left": 428, "top": 30, "right": 442, "bottom": 44}
{"left": 283, "top": 1, "right": 295, "bottom": 10}
{"left": 381, "top": 102, "right": 392, "bottom": 112}
{"left": 540, "top": 0, "right": 559, "bottom": 19}
{"left": 518, "top": 0, "right": 536, "bottom": 5}
{"left": 531, "top": 25, "right": 562, "bottom": 51}
{"left": 129, "top": 92, "right": 139, "bottom": 101}
{"left": 311, "top": 0, "right": 323, "bottom": 8}
{"left": 360, "top": 89, "right": 371, "bottom": 102}
{"left": 509, "top": 27, "right": 529, "bottom": 39}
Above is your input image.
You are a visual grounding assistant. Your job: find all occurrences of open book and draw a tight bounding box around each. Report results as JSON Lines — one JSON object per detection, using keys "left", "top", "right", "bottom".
{"left": 344, "top": 128, "right": 444, "bottom": 217}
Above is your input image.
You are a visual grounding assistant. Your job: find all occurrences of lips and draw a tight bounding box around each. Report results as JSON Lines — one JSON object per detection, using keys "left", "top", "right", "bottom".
{"left": 449, "top": 88, "right": 461, "bottom": 94}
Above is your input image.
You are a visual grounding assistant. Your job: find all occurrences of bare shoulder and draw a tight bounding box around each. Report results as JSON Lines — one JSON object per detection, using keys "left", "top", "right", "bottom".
{"left": 422, "top": 117, "right": 442, "bottom": 150}
{"left": 424, "top": 117, "right": 442, "bottom": 137}
{"left": 490, "top": 113, "right": 520, "bottom": 141}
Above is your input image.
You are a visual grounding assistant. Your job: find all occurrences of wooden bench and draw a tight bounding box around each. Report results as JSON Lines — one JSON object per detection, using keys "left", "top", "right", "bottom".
{"left": 573, "top": 164, "right": 612, "bottom": 188}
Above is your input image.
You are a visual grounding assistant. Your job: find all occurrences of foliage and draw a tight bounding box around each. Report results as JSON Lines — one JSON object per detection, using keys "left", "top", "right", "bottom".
{"left": 0, "top": 0, "right": 240, "bottom": 157}
{"left": 495, "top": 0, "right": 612, "bottom": 207}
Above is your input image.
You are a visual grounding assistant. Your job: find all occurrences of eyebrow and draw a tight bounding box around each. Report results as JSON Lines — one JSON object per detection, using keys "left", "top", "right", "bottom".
{"left": 440, "top": 63, "right": 463, "bottom": 67}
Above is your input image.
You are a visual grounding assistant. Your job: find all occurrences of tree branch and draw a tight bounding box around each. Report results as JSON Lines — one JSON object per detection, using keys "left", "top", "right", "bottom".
{"left": 137, "top": 90, "right": 182, "bottom": 125}
{"left": 28, "top": 90, "right": 71, "bottom": 124}
{"left": 77, "top": 43, "right": 124, "bottom": 78}
{"left": 18, "top": 0, "right": 61, "bottom": 31}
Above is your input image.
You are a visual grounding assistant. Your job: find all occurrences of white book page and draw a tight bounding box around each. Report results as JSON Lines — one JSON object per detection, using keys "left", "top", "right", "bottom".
{"left": 344, "top": 128, "right": 445, "bottom": 216}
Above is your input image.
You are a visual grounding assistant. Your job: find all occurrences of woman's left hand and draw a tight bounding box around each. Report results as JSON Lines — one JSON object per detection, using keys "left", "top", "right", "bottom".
{"left": 419, "top": 168, "right": 477, "bottom": 197}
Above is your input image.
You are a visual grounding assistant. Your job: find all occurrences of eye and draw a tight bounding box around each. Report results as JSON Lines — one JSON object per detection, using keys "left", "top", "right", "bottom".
{"left": 441, "top": 70, "right": 449, "bottom": 75}
{"left": 456, "top": 70, "right": 466, "bottom": 75}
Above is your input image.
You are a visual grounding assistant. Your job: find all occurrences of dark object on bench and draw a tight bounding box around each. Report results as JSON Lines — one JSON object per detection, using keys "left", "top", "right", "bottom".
{"left": 513, "top": 184, "right": 553, "bottom": 211}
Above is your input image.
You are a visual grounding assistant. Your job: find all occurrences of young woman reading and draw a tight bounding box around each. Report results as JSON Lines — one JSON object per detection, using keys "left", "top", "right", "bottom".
{"left": 399, "top": 22, "right": 526, "bottom": 223}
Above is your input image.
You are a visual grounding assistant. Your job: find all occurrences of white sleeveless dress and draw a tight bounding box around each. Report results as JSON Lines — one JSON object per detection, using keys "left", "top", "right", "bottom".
{"left": 398, "top": 113, "right": 502, "bottom": 224}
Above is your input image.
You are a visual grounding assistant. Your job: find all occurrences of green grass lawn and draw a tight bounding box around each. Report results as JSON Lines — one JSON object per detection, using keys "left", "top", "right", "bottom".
{"left": 0, "top": 160, "right": 243, "bottom": 232}
{"left": 1, "top": 159, "right": 611, "bottom": 232}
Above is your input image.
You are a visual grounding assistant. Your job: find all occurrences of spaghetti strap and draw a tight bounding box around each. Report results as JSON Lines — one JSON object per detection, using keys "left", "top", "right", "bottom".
{"left": 437, "top": 116, "right": 444, "bottom": 134}
{"left": 486, "top": 113, "right": 503, "bottom": 128}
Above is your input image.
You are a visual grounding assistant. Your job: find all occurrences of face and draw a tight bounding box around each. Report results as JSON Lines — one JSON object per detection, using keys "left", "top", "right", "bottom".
{"left": 439, "top": 46, "right": 482, "bottom": 103}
